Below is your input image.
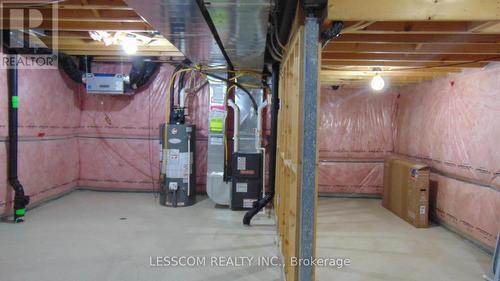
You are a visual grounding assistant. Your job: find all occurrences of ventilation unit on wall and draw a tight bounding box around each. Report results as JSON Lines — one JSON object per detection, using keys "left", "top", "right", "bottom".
{"left": 83, "top": 73, "right": 127, "bottom": 94}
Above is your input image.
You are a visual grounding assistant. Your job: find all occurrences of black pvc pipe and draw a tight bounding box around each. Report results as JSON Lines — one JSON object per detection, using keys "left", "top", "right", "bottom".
{"left": 7, "top": 55, "right": 30, "bottom": 223}
{"left": 243, "top": 63, "right": 280, "bottom": 225}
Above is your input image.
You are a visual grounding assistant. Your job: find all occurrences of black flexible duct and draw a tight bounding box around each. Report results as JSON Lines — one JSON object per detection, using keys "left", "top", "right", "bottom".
{"left": 243, "top": 63, "right": 280, "bottom": 225}
{"left": 128, "top": 59, "right": 161, "bottom": 90}
{"left": 58, "top": 53, "right": 160, "bottom": 92}
{"left": 278, "top": 0, "right": 299, "bottom": 51}
{"left": 7, "top": 54, "right": 30, "bottom": 223}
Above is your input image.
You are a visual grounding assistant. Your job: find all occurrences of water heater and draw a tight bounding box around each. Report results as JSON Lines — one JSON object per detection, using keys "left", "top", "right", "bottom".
{"left": 159, "top": 124, "right": 196, "bottom": 207}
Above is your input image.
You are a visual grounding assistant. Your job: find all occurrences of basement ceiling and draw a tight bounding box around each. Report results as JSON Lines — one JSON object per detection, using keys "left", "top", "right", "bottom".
{"left": 322, "top": 0, "right": 500, "bottom": 86}
{"left": 1, "top": 0, "right": 185, "bottom": 61}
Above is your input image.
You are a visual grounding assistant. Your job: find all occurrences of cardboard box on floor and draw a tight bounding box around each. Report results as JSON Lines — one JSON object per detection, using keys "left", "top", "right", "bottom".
{"left": 383, "top": 158, "right": 430, "bottom": 228}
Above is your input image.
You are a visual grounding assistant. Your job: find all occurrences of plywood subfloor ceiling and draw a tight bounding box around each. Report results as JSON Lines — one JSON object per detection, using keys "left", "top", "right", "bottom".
{"left": 322, "top": 0, "right": 500, "bottom": 87}
{"left": 1, "top": 0, "right": 184, "bottom": 61}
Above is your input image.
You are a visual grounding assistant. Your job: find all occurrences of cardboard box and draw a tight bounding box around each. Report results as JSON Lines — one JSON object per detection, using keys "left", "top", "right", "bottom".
{"left": 383, "top": 158, "right": 430, "bottom": 228}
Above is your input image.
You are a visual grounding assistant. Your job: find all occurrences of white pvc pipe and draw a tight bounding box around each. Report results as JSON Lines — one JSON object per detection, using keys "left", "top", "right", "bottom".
{"left": 256, "top": 96, "right": 271, "bottom": 199}
{"left": 227, "top": 99, "right": 240, "bottom": 153}
{"left": 179, "top": 88, "right": 187, "bottom": 108}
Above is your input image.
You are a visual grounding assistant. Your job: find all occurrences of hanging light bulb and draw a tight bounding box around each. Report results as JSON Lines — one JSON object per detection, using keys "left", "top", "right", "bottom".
{"left": 121, "top": 36, "right": 138, "bottom": 55}
{"left": 371, "top": 72, "right": 385, "bottom": 91}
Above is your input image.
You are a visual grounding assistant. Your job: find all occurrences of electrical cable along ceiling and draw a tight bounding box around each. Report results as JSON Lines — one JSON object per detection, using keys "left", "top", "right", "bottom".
{"left": 124, "top": 0, "right": 271, "bottom": 71}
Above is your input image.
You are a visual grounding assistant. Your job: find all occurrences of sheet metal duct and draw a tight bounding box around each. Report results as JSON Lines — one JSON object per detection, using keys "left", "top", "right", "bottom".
{"left": 124, "top": 0, "right": 271, "bottom": 71}
{"left": 205, "top": 0, "right": 271, "bottom": 71}
{"left": 124, "top": 0, "right": 226, "bottom": 66}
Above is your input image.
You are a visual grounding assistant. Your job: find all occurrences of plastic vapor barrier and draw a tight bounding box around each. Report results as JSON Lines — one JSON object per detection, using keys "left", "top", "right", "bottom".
{"left": 78, "top": 63, "right": 209, "bottom": 193}
{"left": 0, "top": 61, "right": 80, "bottom": 215}
{"left": 395, "top": 66, "right": 500, "bottom": 249}
{"left": 318, "top": 86, "right": 397, "bottom": 195}
{"left": 1, "top": 60, "right": 211, "bottom": 216}
{"left": 318, "top": 65, "right": 500, "bottom": 249}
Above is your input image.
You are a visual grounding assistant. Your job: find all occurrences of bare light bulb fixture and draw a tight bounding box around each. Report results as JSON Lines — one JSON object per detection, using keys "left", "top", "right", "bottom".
{"left": 122, "top": 36, "right": 138, "bottom": 55}
{"left": 370, "top": 68, "right": 385, "bottom": 91}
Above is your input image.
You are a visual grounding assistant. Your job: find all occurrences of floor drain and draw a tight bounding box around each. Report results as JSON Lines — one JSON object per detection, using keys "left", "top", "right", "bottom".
{"left": 119, "top": 217, "right": 127, "bottom": 220}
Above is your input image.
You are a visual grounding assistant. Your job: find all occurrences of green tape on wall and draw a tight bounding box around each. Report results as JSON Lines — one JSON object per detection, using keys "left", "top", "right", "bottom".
{"left": 12, "top": 96, "right": 19, "bottom": 108}
{"left": 210, "top": 117, "right": 224, "bottom": 133}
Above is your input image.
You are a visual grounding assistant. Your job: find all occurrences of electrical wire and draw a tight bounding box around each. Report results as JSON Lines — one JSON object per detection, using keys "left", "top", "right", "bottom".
{"left": 272, "top": 16, "right": 286, "bottom": 50}
{"left": 200, "top": 71, "right": 259, "bottom": 111}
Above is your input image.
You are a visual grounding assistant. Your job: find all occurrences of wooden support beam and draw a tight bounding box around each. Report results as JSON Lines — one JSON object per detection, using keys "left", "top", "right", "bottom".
{"left": 44, "top": 37, "right": 177, "bottom": 49}
{"left": 468, "top": 21, "right": 500, "bottom": 33}
{"left": 342, "top": 21, "right": 376, "bottom": 32}
{"left": 322, "top": 52, "right": 500, "bottom": 62}
{"left": 24, "top": 20, "right": 153, "bottom": 31}
{"left": 61, "top": 50, "right": 182, "bottom": 56}
{"left": 321, "top": 60, "right": 488, "bottom": 68}
{"left": 324, "top": 42, "right": 500, "bottom": 55}
{"left": 321, "top": 65, "right": 463, "bottom": 73}
{"left": 320, "top": 80, "right": 426, "bottom": 86}
{"left": 334, "top": 33, "right": 500, "bottom": 44}
{"left": 341, "top": 21, "right": 500, "bottom": 34}
{"left": 81, "top": 0, "right": 101, "bottom": 18}
{"left": 346, "top": 21, "right": 472, "bottom": 34}
{"left": 320, "top": 70, "right": 451, "bottom": 78}
{"left": 328, "top": 0, "right": 500, "bottom": 21}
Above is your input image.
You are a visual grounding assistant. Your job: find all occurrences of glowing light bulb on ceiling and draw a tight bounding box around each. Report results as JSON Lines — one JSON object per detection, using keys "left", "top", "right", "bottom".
{"left": 371, "top": 73, "right": 385, "bottom": 91}
{"left": 122, "top": 36, "right": 138, "bottom": 55}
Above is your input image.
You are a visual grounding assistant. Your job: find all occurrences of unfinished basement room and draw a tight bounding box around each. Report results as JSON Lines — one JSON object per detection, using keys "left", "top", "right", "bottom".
{"left": 0, "top": 1, "right": 499, "bottom": 281}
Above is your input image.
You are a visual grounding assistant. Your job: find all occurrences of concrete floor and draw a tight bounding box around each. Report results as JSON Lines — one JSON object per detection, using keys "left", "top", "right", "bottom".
{"left": 316, "top": 197, "right": 492, "bottom": 281}
{"left": 0, "top": 192, "right": 492, "bottom": 281}
{"left": 0, "top": 191, "right": 282, "bottom": 281}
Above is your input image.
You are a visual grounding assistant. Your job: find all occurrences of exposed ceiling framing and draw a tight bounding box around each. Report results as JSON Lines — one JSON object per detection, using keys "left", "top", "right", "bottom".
{"left": 1, "top": 0, "right": 184, "bottom": 59}
{"left": 323, "top": 0, "right": 500, "bottom": 87}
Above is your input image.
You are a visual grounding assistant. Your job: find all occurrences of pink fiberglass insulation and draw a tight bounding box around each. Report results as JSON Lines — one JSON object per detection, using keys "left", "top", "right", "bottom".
{"left": 429, "top": 173, "right": 500, "bottom": 248}
{"left": 318, "top": 86, "right": 397, "bottom": 194}
{"left": 78, "top": 63, "right": 209, "bottom": 193}
{"left": 318, "top": 161, "right": 384, "bottom": 194}
{"left": 395, "top": 66, "right": 500, "bottom": 187}
{"left": 0, "top": 65, "right": 80, "bottom": 216}
{"left": 394, "top": 65, "right": 500, "bottom": 248}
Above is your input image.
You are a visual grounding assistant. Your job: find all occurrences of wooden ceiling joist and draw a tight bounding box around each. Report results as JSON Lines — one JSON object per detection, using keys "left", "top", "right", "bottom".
{"left": 322, "top": 53, "right": 500, "bottom": 62}
{"left": 323, "top": 0, "right": 500, "bottom": 87}
{"left": 62, "top": 50, "right": 181, "bottom": 56}
{"left": 333, "top": 34, "right": 500, "bottom": 44}
{"left": 340, "top": 21, "right": 500, "bottom": 34}
{"left": 323, "top": 43, "right": 500, "bottom": 55}
{"left": 321, "top": 60, "right": 488, "bottom": 68}
{"left": 328, "top": 0, "right": 500, "bottom": 21}
{"left": 321, "top": 70, "right": 451, "bottom": 78}
{"left": 0, "top": 0, "right": 183, "bottom": 60}
{"left": 12, "top": 20, "right": 154, "bottom": 31}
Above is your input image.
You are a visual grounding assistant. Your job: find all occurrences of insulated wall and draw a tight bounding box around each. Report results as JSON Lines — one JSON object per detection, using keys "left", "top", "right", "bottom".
{"left": 395, "top": 65, "right": 500, "bottom": 249}
{"left": 78, "top": 63, "right": 209, "bottom": 193}
{"left": 0, "top": 63, "right": 80, "bottom": 216}
{"left": 318, "top": 65, "right": 500, "bottom": 249}
{"left": 318, "top": 86, "right": 397, "bottom": 195}
{"left": 1, "top": 60, "right": 211, "bottom": 217}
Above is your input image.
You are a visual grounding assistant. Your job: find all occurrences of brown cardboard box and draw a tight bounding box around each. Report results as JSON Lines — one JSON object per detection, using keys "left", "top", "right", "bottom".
{"left": 383, "top": 158, "right": 430, "bottom": 228}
